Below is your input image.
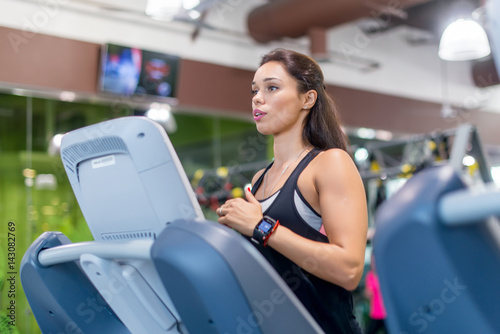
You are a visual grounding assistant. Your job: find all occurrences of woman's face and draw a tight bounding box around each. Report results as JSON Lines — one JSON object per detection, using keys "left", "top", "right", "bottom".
{"left": 251, "top": 61, "right": 308, "bottom": 136}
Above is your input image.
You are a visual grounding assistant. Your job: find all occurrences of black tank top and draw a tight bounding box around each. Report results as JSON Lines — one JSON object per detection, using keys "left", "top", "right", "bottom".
{"left": 250, "top": 148, "right": 362, "bottom": 334}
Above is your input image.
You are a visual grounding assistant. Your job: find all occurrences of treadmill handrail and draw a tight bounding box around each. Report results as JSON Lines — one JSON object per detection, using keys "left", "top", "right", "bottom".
{"left": 439, "top": 183, "right": 500, "bottom": 226}
{"left": 38, "top": 240, "right": 153, "bottom": 266}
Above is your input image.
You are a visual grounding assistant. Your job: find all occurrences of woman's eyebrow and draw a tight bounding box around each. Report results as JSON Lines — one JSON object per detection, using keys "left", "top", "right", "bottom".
{"left": 251, "top": 77, "right": 283, "bottom": 85}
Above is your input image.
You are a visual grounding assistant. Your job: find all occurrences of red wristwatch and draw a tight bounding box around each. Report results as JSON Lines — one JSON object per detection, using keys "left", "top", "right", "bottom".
{"left": 251, "top": 216, "right": 280, "bottom": 247}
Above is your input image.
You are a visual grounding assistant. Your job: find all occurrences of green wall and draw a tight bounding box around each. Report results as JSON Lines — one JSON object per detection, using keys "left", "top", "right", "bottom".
{"left": 0, "top": 93, "right": 266, "bottom": 333}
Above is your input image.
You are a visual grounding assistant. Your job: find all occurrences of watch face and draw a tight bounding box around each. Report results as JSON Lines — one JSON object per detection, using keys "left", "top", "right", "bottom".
{"left": 258, "top": 220, "right": 273, "bottom": 233}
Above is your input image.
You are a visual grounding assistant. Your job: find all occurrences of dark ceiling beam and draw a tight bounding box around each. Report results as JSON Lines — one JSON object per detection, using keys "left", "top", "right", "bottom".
{"left": 247, "top": 0, "right": 434, "bottom": 43}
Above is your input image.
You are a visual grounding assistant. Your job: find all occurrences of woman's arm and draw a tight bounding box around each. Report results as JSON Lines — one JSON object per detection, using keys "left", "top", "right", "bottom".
{"left": 218, "top": 149, "right": 367, "bottom": 290}
{"left": 266, "top": 149, "right": 367, "bottom": 290}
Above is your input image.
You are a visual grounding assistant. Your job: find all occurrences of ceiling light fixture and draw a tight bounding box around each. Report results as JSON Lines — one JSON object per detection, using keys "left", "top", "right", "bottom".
{"left": 438, "top": 18, "right": 491, "bottom": 61}
{"left": 145, "top": 0, "right": 202, "bottom": 21}
{"left": 183, "top": 0, "right": 200, "bottom": 10}
{"left": 145, "top": 103, "right": 177, "bottom": 133}
{"left": 146, "top": 0, "right": 183, "bottom": 20}
{"left": 188, "top": 10, "right": 201, "bottom": 20}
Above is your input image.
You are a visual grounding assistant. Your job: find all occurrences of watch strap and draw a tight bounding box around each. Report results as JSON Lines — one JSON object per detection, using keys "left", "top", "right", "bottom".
{"left": 251, "top": 215, "right": 279, "bottom": 247}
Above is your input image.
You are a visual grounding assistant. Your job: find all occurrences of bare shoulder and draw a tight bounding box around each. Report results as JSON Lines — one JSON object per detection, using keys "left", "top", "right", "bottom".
{"left": 313, "top": 148, "right": 356, "bottom": 169}
{"left": 311, "top": 148, "right": 360, "bottom": 188}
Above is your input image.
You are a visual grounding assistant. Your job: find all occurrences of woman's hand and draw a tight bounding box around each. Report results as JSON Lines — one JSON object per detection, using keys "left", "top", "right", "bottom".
{"left": 217, "top": 188, "right": 263, "bottom": 237}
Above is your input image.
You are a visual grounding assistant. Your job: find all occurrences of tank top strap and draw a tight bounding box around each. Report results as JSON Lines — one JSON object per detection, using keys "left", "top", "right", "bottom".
{"left": 252, "top": 147, "right": 321, "bottom": 197}
{"left": 251, "top": 161, "right": 274, "bottom": 196}
{"left": 279, "top": 147, "right": 321, "bottom": 196}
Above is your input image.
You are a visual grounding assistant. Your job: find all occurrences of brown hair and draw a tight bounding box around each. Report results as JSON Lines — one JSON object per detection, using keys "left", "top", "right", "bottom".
{"left": 260, "top": 48, "right": 350, "bottom": 152}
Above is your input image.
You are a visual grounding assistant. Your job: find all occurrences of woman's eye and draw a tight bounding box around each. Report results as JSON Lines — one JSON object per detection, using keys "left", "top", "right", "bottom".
{"left": 268, "top": 86, "right": 278, "bottom": 92}
{"left": 251, "top": 89, "right": 258, "bottom": 96}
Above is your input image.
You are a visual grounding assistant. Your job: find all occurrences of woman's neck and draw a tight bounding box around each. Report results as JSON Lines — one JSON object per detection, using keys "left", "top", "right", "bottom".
{"left": 272, "top": 134, "right": 309, "bottom": 168}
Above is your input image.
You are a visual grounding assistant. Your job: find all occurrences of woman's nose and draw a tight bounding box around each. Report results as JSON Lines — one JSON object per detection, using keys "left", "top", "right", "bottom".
{"left": 252, "top": 91, "right": 263, "bottom": 105}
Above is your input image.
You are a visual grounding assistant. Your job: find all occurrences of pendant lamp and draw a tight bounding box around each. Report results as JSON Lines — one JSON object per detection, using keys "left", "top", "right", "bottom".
{"left": 438, "top": 18, "right": 491, "bottom": 61}
{"left": 146, "top": 0, "right": 183, "bottom": 20}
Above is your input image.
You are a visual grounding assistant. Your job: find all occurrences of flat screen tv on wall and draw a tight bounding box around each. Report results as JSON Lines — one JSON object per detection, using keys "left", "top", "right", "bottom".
{"left": 98, "top": 43, "right": 180, "bottom": 100}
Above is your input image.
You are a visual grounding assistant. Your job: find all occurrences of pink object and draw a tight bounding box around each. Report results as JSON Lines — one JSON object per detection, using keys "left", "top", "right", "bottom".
{"left": 365, "top": 270, "right": 387, "bottom": 319}
{"left": 319, "top": 225, "right": 326, "bottom": 235}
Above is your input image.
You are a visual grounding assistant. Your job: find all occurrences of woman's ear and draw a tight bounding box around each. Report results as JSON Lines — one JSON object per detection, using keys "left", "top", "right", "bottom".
{"left": 302, "top": 90, "right": 318, "bottom": 110}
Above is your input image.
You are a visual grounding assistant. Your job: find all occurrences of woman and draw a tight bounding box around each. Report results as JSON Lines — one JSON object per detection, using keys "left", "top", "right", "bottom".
{"left": 217, "top": 48, "right": 367, "bottom": 333}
